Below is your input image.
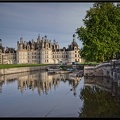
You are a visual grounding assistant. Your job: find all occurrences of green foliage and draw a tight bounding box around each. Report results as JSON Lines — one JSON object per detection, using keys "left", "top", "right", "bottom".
{"left": 59, "top": 65, "right": 67, "bottom": 70}
{"left": 80, "top": 61, "right": 100, "bottom": 66}
{"left": 76, "top": 2, "right": 120, "bottom": 62}
{"left": 79, "top": 86, "right": 120, "bottom": 118}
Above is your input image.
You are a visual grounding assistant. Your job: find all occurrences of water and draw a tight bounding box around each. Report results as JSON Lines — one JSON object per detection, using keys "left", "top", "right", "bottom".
{"left": 0, "top": 70, "right": 120, "bottom": 117}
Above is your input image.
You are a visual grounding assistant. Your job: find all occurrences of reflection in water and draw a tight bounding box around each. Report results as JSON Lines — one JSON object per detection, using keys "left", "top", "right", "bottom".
{"left": 0, "top": 71, "right": 82, "bottom": 117}
{"left": 17, "top": 71, "right": 81, "bottom": 95}
{"left": 79, "top": 77, "right": 120, "bottom": 118}
{"left": 0, "top": 70, "right": 81, "bottom": 96}
{"left": 0, "top": 80, "right": 4, "bottom": 94}
{"left": 1, "top": 71, "right": 120, "bottom": 117}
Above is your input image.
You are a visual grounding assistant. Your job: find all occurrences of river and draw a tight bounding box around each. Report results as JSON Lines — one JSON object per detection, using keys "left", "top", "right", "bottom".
{"left": 0, "top": 70, "right": 120, "bottom": 117}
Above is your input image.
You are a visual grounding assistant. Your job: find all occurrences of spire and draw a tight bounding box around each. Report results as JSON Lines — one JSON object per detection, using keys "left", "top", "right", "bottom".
{"left": 38, "top": 34, "right": 40, "bottom": 39}
{"left": 73, "top": 34, "right": 76, "bottom": 42}
{"left": 72, "top": 34, "right": 78, "bottom": 47}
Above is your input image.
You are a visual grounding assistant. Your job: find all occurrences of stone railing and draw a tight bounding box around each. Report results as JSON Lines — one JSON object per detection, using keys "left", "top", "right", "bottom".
{"left": 84, "top": 63, "right": 112, "bottom": 77}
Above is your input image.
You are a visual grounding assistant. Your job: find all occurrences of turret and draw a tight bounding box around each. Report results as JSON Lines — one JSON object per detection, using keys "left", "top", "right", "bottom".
{"left": 20, "top": 37, "right": 23, "bottom": 44}
{"left": 37, "top": 34, "right": 40, "bottom": 43}
{"left": 32, "top": 39, "right": 34, "bottom": 44}
{"left": 19, "top": 37, "right": 23, "bottom": 49}
{"left": 42, "top": 37, "right": 45, "bottom": 42}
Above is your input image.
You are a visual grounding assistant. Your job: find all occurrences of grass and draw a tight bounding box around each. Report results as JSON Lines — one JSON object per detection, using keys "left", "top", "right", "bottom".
{"left": 0, "top": 62, "right": 101, "bottom": 69}
{"left": 79, "top": 62, "right": 100, "bottom": 66}
{"left": 0, "top": 64, "right": 49, "bottom": 69}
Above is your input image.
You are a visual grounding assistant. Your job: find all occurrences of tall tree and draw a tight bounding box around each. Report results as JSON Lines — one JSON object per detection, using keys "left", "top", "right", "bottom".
{"left": 76, "top": 2, "right": 120, "bottom": 62}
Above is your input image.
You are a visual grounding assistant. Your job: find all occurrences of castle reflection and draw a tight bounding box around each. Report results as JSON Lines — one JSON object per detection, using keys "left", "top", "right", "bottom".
{"left": 1, "top": 71, "right": 120, "bottom": 100}
{"left": 0, "top": 70, "right": 81, "bottom": 95}
{"left": 18, "top": 71, "right": 81, "bottom": 95}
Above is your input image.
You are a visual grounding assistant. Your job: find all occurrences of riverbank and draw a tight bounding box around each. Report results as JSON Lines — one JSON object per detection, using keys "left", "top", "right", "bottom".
{"left": 0, "top": 65, "right": 48, "bottom": 76}
{"left": 0, "top": 64, "right": 49, "bottom": 69}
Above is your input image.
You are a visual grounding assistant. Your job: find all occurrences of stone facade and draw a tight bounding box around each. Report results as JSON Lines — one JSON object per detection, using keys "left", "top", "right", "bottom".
{"left": 0, "top": 34, "right": 82, "bottom": 64}
{"left": 0, "top": 39, "right": 16, "bottom": 64}
{"left": 16, "top": 34, "right": 82, "bottom": 64}
{"left": 2, "top": 47, "right": 16, "bottom": 64}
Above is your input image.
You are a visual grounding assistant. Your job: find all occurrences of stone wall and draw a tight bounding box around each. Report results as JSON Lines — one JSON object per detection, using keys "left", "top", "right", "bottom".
{"left": 0, "top": 66, "right": 48, "bottom": 76}
{"left": 84, "top": 60, "right": 120, "bottom": 81}
{"left": 84, "top": 63, "right": 112, "bottom": 77}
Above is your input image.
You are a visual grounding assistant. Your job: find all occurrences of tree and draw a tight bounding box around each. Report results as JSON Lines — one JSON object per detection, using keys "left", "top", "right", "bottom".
{"left": 79, "top": 85, "right": 120, "bottom": 118}
{"left": 76, "top": 2, "right": 120, "bottom": 62}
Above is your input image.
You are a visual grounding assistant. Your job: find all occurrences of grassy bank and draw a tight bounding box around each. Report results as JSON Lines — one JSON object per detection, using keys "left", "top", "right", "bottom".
{"left": 0, "top": 64, "right": 49, "bottom": 69}
{"left": 79, "top": 62, "right": 100, "bottom": 66}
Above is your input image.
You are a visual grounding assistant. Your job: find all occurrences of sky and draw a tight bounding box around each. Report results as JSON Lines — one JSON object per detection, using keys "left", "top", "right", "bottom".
{"left": 0, "top": 2, "right": 94, "bottom": 50}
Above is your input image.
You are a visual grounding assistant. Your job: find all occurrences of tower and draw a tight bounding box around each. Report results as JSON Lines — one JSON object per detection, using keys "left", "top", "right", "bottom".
{"left": 37, "top": 34, "right": 40, "bottom": 43}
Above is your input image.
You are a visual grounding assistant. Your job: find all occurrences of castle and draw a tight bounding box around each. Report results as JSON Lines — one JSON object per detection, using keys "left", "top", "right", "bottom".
{"left": 0, "top": 34, "right": 82, "bottom": 64}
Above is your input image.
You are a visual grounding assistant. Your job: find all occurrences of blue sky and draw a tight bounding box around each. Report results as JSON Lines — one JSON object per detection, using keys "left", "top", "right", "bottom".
{"left": 0, "top": 2, "right": 94, "bottom": 49}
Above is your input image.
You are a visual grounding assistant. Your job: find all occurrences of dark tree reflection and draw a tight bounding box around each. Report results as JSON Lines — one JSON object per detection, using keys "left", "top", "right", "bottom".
{"left": 79, "top": 86, "right": 120, "bottom": 118}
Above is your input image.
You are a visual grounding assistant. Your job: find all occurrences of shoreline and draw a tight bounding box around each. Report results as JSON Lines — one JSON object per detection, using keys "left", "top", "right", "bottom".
{"left": 0, "top": 66, "right": 48, "bottom": 76}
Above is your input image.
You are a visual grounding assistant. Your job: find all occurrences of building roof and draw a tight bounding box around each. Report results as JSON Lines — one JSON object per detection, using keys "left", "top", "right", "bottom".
{"left": 3, "top": 47, "right": 16, "bottom": 53}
